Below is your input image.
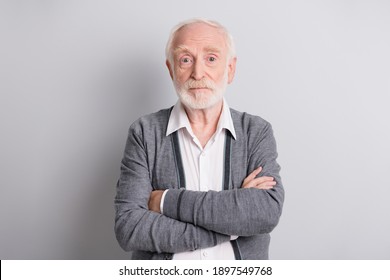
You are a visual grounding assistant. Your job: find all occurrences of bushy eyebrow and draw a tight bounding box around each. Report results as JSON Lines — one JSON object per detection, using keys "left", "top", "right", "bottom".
{"left": 173, "top": 45, "right": 192, "bottom": 56}
{"left": 203, "top": 46, "right": 222, "bottom": 54}
{"left": 173, "top": 45, "right": 222, "bottom": 56}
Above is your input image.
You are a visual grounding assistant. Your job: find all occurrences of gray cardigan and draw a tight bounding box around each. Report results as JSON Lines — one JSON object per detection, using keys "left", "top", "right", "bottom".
{"left": 115, "top": 107, "right": 284, "bottom": 260}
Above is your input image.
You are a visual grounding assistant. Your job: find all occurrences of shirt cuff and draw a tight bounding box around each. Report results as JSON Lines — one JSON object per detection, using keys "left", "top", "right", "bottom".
{"left": 160, "top": 189, "right": 169, "bottom": 214}
{"left": 230, "top": 235, "right": 239, "bottom": 241}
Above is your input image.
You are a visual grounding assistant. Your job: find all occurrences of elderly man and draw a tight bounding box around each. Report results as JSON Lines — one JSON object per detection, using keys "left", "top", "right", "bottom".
{"left": 115, "top": 19, "right": 284, "bottom": 260}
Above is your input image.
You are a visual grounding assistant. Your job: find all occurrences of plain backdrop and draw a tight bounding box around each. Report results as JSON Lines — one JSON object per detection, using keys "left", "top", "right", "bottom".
{"left": 1, "top": 0, "right": 389, "bottom": 259}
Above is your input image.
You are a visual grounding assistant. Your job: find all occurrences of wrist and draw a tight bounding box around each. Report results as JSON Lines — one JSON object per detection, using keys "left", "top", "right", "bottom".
{"left": 148, "top": 190, "right": 164, "bottom": 213}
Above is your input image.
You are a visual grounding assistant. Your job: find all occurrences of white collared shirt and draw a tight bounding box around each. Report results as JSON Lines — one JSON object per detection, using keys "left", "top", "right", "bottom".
{"left": 163, "top": 98, "right": 237, "bottom": 260}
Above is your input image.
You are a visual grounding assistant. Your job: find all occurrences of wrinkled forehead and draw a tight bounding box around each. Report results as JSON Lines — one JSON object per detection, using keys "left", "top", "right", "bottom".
{"left": 172, "top": 23, "right": 228, "bottom": 54}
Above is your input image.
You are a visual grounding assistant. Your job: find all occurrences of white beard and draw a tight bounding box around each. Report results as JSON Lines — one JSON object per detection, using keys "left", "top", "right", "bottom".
{"left": 174, "top": 72, "right": 228, "bottom": 110}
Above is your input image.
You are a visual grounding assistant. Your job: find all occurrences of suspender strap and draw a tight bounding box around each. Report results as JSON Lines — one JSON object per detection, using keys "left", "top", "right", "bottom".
{"left": 223, "top": 131, "right": 232, "bottom": 190}
{"left": 231, "top": 239, "right": 243, "bottom": 260}
{"left": 171, "top": 130, "right": 186, "bottom": 189}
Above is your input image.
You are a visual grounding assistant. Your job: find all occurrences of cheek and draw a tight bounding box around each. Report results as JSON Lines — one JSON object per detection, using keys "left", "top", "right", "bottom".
{"left": 174, "top": 68, "right": 191, "bottom": 82}
{"left": 213, "top": 69, "right": 227, "bottom": 82}
{"left": 214, "top": 64, "right": 228, "bottom": 76}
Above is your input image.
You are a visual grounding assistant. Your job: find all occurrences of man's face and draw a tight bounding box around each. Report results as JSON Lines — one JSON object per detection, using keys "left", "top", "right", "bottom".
{"left": 167, "top": 23, "right": 236, "bottom": 110}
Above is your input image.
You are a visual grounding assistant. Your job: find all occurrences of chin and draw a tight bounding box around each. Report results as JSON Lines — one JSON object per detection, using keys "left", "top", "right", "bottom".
{"left": 177, "top": 91, "right": 223, "bottom": 110}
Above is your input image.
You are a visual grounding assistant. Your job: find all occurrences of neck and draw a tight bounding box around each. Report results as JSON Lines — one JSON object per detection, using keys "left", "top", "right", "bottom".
{"left": 184, "top": 100, "right": 223, "bottom": 126}
{"left": 183, "top": 100, "right": 224, "bottom": 148}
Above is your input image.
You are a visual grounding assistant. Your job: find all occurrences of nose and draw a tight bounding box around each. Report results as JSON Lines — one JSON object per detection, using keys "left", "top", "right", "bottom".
{"left": 191, "top": 59, "right": 205, "bottom": 80}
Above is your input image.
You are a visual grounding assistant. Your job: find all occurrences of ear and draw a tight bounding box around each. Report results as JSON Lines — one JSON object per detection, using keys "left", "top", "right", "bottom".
{"left": 166, "top": 60, "right": 174, "bottom": 80}
{"left": 227, "top": 57, "right": 237, "bottom": 84}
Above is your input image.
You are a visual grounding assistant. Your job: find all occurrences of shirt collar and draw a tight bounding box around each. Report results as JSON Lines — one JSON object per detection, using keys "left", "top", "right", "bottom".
{"left": 166, "top": 100, "right": 192, "bottom": 136}
{"left": 166, "top": 98, "right": 237, "bottom": 140}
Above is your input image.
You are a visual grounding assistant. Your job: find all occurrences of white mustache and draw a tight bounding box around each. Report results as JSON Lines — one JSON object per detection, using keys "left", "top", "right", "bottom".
{"left": 184, "top": 78, "right": 216, "bottom": 90}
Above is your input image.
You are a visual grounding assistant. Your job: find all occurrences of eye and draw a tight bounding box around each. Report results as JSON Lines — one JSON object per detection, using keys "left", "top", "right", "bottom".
{"left": 180, "top": 56, "right": 192, "bottom": 64}
{"left": 207, "top": 56, "right": 217, "bottom": 63}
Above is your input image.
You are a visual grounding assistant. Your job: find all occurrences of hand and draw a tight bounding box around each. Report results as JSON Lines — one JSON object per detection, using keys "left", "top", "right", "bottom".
{"left": 242, "top": 167, "right": 276, "bottom": 189}
{"left": 148, "top": 190, "right": 164, "bottom": 213}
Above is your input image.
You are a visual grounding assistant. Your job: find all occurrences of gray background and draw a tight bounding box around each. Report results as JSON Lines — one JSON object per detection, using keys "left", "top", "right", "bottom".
{"left": 1, "top": 0, "right": 389, "bottom": 259}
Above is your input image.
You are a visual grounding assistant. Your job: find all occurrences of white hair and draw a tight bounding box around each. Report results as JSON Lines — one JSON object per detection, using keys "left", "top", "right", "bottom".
{"left": 165, "top": 18, "right": 236, "bottom": 65}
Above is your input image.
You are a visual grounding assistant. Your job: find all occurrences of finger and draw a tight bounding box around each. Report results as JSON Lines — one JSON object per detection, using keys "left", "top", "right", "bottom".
{"left": 252, "top": 182, "right": 276, "bottom": 190}
{"left": 243, "top": 178, "right": 274, "bottom": 189}
{"left": 253, "top": 166, "right": 262, "bottom": 176}
{"left": 256, "top": 181, "right": 277, "bottom": 189}
{"left": 243, "top": 167, "right": 262, "bottom": 184}
{"left": 250, "top": 176, "right": 274, "bottom": 185}
{"left": 243, "top": 178, "right": 276, "bottom": 189}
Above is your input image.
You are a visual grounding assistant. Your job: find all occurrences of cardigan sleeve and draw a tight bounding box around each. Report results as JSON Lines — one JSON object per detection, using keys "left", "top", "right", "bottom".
{"left": 114, "top": 125, "right": 230, "bottom": 253}
{"left": 162, "top": 121, "right": 284, "bottom": 236}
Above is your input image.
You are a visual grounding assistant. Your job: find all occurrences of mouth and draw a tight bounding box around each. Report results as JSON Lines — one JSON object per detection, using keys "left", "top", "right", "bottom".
{"left": 189, "top": 87, "right": 210, "bottom": 90}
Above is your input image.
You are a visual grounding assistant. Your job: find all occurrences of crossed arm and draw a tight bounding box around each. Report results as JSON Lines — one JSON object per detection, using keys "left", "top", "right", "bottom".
{"left": 149, "top": 166, "right": 276, "bottom": 212}
{"left": 148, "top": 167, "right": 279, "bottom": 236}
{"left": 115, "top": 122, "right": 284, "bottom": 253}
{"left": 148, "top": 167, "right": 281, "bottom": 237}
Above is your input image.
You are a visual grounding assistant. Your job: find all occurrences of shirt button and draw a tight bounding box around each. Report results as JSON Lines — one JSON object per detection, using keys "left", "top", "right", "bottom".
{"left": 201, "top": 152, "right": 206, "bottom": 157}
{"left": 202, "top": 251, "right": 208, "bottom": 257}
